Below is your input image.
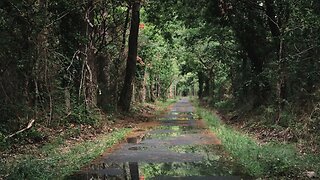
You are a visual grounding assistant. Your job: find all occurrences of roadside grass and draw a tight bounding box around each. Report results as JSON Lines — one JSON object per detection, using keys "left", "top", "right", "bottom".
{"left": 1, "top": 128, "right": 130, "bottom": 180}
{"left": 0, "top": 99, "right": 177, "bottom": 179}
{"left": 195, "top": 104, "right": 320, "bottom": 179}
{"left": 154, "top": 98, "right": 178, "bottom": 115}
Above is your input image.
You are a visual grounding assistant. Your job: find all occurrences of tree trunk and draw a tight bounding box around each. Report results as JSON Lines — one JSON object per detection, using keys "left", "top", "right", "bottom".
{"left": 36, "top": 0, "right": 52, "bottom": 124}
{"left": 118, "top": 2, "right": 140, "bottom": 112}
{"left": 198, "top": 71, "right": 204, "bottom": 99}
{"left": 204, "top": 76, "right": 210, "bottom": 98}
{"left": 233, "top": 3, "right": 268, "bottom": 107}
{"left": 208, "top": 69, "right": 215, "bottom": 102}
{"left": 134, "top": 67, "right": 146, "bottom": 103}
{"left": 84, "top": 0, "right": 98, "bottom": 109}
{"left": 115, "top": 5, "right": 131, "bottom": 110}
{"left": 265, "top": 0, "right": 289, "bottom": 122}
{"left": 150, "top": 82, "right": 155, "bottom": 102}
{"left": 97, "top": 55, "right": 109, "bottom": 111}
{"left": 64, "top": 87, "right": 71, "bottom": 114}
{"left": 141, "top": 69, "right": 147, "bottom": 102}
{"left": 265, "top": 0, "right": 281, "bottom": 37}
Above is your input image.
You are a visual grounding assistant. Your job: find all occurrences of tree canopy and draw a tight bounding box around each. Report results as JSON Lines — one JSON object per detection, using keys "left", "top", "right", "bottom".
{"left": 1, "top": 0, "right": 320, "bottom": 144}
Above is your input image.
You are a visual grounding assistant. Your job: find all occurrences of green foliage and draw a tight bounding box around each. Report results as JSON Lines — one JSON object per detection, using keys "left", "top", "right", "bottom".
{"left": 145, "top": 0, "right": 320, "bottom": 113}
{"left": 1, "top": 1, "right": 320, "bottom": 179}
{"left": 140, "top": 21, "right": 180, "bottom": 100}
{"left": 66, "top": 104, "right": 99, "bottom": 126}
{"left": 154, "top": 98, "right": 178, "bottom": 116}
{"left": 18, "top": 128, "right": 46, "bottom": 142}
{"left": 195, "top": 103, "right": 320, "bottom": 178}
{"left": 3, "top": 128, "right": 130, "bottom": 179}
{"left": 0, "top": 128, "right": 48, "bottom": 152}
{"left": 0, "top": 0, "right": 133, "bottom": 133}
{"left": 0, "top": 132, "right": 7, "bottom": 150}
{"left": 214, "top": 100, "right": 234, "bottom": 111}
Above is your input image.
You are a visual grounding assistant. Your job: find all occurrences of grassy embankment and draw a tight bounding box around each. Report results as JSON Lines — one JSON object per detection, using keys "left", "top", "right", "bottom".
{"left": 194, "top": 101, "right": 320, "bottom": 179}
{"left": 1, "top": 129, "right": 129, "bottom": 180}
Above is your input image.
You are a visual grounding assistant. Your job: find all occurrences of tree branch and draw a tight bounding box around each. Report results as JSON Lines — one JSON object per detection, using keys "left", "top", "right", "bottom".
{"left": 5, "top": 119, "right": 35, "bottom": 139}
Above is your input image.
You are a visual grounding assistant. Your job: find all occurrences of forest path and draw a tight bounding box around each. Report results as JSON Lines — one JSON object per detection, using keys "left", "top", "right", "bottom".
{"left": 68, "top": 97, "right": 247, "bottom": 179}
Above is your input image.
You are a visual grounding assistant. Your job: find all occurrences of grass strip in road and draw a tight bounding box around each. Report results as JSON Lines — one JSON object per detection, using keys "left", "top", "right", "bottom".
{"left": 3, "top": 128, "right": 131, "bottom": 180}
{"left": 195, "top": 104, "right": 320, "bottom": 179}
{"left": 154, "top": 98, "right": 178, "bottom": 115}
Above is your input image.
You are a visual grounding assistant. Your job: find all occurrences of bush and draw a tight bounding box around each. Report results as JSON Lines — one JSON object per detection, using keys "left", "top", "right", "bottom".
{"left": 196, "top": 104, "right": 320, "bottom": 178}
{"left": 6, "top": 128, "right": 47, "bottom": 145}
{"left": 0, "top": 132, "right": 8, "bottom": 150}
{"left": 214, "top": 100, "right": 234, "bottom": 112}
{"left": 7, "top": 157, "right": 57, "bottom": 180}
{"left": 66, "top": 104, "right": 99, "bottom": 125}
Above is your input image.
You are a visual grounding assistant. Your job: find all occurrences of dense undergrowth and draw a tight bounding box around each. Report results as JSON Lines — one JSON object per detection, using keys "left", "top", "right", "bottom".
{"left": 1, "top": 129, "right": 130, "bottom": 179}
{"left": 195, "top": 100, "right": 320, "bottom": 179}
{"left": 0, "top": 99, "right": 176, "bottom": 179}
{"left": 0, "top": 104, "right": 108, "bottom": 151}
{"left": 0, "top": 98, "right": 175, "bottom": 151}
{"left": 214, "top": 99, "right": 320, "bottom": 153}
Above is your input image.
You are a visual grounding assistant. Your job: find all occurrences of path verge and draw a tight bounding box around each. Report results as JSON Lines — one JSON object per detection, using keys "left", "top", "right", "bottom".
{"left": 0, "top": 100, "right": 176, "bottom": 179}
{"left": 194, "top": 100, "right": 320, "bottom": 179}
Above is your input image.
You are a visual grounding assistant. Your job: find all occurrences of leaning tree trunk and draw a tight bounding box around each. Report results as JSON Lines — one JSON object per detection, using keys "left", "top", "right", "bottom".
{"left": 82, "top": 0, "right": 98, "bottom": 109}
{"left": 118, "top": 1, "right": 140, "bottom": 112}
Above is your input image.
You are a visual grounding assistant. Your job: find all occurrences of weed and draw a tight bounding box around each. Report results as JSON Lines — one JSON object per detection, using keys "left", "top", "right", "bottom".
{"left": 0, "top": 131, "right": 8, "bottom": 150}
{"left": 195, "top": 103, "right": 320, "bottom": 178}
{"left": 214, "top": 100, "right": 234, "bottom": 112}
{"left": 4, "top": 128, "right": 130, "bottom": 179}
{"left": 156, "top": 98, "right": 177, "bottom": 110}
{"left": 66, "top": 104, "right": 99, "bottom": 126}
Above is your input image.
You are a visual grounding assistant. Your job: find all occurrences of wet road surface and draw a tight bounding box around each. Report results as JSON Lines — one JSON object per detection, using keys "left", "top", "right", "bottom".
{"left": 67, "top": 98, "right": 248, "bottom": 180}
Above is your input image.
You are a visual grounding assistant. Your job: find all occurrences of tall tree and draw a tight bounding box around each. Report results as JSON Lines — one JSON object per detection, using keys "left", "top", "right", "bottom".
{"left": 119, "top": 1, "right": 141, "bottom": 111}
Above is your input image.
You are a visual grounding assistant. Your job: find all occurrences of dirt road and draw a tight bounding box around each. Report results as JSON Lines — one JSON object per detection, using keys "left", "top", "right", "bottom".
{"left": 68, "top": 97, "right": 247, "bottom": 180}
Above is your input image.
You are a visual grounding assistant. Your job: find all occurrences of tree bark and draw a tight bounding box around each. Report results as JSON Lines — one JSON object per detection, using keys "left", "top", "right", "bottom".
{"left": 36, "top": 0, "right": 52, "bottom": 124}
{"left": 97, "top": 55, "right": 109, "bottom": 111}
{"left": 265, "top": 0, "right": 289, "bottom": 121}
{"left": 64, "top": 87, "right": 71, "bottom": 114}
{"left": 265, "top": 0, "right": 281, "bottom": 37}
{"left": 208, "top": 69, "right": 215, "bottom": 102}
{"left": 84, "top": 0, "right": 98, "bottom": 109}
{"left": 114, "top": 5, "right": 131, "bottom": 109}
{"left": 141, "top": 69, "right": 147, "bottom": 102}
{"left": 234, "top": 6, "right": 268, "bottom": 107}
{"left": 198, "top": 71, "right": 204, "bottom": 99}
{"left": 119, "top": 1, "right": 140, "bottom": 112}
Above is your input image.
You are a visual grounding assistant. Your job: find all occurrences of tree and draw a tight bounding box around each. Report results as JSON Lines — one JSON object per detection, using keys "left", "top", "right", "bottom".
{"left": 119, "top": 1, "right": 141, "bottom": 112}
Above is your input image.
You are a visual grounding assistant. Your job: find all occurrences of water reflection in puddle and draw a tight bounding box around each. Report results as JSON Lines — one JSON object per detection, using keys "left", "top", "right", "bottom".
{"left": 67, "top": 98, "right": 249, "bottom": 180}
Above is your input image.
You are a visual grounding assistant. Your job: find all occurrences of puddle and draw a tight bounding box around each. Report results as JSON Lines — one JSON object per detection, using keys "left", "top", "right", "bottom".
{"left": 67, "top": 97, "right": 250, "bottom": 180}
